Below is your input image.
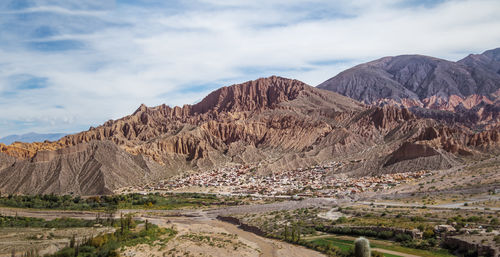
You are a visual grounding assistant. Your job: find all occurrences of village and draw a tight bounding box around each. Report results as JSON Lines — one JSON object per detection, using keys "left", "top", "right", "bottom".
{"left": 146, "top": 161, "right": 431, "bottom": 197}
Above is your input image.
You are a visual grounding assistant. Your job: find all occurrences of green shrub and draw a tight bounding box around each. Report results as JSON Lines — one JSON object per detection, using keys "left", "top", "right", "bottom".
{"left": 377, "top": 231, "right": 394, "bottom": 239}
{"left": 394, "top": 233, "right": 412, "bottom": 242}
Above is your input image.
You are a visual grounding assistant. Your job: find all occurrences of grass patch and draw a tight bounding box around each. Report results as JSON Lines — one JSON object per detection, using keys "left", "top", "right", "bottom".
{"left": 310, "top": 238, "right": 353, "bottom": 253}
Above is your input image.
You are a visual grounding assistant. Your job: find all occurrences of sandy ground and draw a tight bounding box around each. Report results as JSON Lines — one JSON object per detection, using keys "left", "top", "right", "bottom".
{"left": 317, "top": 207, "right": 347, "bottom": 221}
{"left": 0, "top": 207, "right": 325, "bottom": 257}
{"left": 377, "top": 156, "right": 500, "bottom": 200}
{"left": 123, "top": 216, "right": 325, "bottom": 257}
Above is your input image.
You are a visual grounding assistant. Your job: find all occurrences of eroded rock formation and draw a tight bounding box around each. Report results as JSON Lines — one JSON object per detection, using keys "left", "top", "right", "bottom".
{"left": 1, "top": 76, "right": 499, "bottom": 195}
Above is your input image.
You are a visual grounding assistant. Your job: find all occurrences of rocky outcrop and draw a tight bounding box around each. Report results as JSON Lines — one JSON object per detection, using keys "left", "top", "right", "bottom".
{"left": 1, "top": 76, "right": 499, "bottom": 194}
{"left": 444, "top": 235, "right": 499, "bottom": 257}
{"left": 217, "top": 216, "right": 267, "bottom": 237}
{"left": 468, "top": 129, "right": 500, "bottom": 148}
{"left": 384, "top": 142, "right": 440, "bottom": 167}
{"left": 0, "top": 152, "right": 16, "bottom": 170}
{"left": 191, "top": 76, "right": 307, "bottom": 114}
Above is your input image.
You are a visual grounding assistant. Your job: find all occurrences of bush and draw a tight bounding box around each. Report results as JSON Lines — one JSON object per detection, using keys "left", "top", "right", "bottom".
{"left": 394, "top": 233, "right": 413, "bottom": 242}
{"left": 423, "top": 229, "right": 435, "bottom": 239}
{"left": 336, "top": 216, "right": 347, "bottom": 223}
{"left": 51, "top": 247, "right": 74, "bottom": 257}
{"left": 377, "top": 231, "right": 394, "bottom": 239}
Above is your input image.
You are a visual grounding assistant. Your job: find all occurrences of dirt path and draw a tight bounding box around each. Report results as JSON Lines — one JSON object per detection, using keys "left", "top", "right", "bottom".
{"left": 371, "top": 248, "right": 421, "bottom": 257}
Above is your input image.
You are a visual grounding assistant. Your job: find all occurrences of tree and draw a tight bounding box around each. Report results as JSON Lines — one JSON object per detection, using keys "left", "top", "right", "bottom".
{"left": 423, "top": 229, "right": 435, "bottom": 239}
{"left": 120, "top": 213, "right": 124, "bottom": 234}
{"left": 354, "top": 237, "right": 370, "bottom": 257}
{"left": 105, "top": 205, "right": 117, "bottom": 226}
{"left": 70, "top": 234, "right": 76, "bottom": 248}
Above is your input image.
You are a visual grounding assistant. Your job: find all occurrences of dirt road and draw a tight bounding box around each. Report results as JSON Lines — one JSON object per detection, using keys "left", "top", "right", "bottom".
{"left": 371, "top": 248, "right": 420, "bottom": 257}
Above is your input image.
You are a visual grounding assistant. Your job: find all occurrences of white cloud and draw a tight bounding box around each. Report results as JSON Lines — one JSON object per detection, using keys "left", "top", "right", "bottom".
{"left": 0, "top": 0, "right": 499, "bottom": 137}
{"left": 1, "top": 6, "right": 106, "bottom": 16}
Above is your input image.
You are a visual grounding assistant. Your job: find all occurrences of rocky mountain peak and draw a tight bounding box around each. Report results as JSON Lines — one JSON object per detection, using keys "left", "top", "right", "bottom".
{"left": 191, "top": 76, "right": 307, "bottom": 114}
{"left": 482, "top": 47, "right": 500, "bottom": 61}
{"left": 133, "top": 103, "right": 149, "bottom": 114}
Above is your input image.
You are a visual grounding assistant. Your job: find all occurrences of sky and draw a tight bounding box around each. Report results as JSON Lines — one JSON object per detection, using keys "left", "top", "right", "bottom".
{"left": 0, "top": 0, "right": 499, "bottom": 138}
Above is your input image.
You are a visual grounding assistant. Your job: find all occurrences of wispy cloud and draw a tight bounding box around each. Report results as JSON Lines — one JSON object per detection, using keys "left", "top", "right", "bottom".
{"left": 0, "top": 0, "right": 499, "bottom": 137}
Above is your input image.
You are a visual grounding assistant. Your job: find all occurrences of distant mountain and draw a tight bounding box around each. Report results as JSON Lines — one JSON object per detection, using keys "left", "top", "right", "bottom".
{"left": 0, "top": 132, "right": 66, "bottom": 145}
{"left": 1, "top": 76, "right": 499, "bottom": 195}
{"left": 317, "top": 48, "right": 500, "bottom": 127}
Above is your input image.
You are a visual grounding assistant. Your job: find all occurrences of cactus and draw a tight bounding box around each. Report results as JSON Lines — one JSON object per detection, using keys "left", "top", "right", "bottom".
{"left": 354, "top": 237, "right": 371, "bottom": 257}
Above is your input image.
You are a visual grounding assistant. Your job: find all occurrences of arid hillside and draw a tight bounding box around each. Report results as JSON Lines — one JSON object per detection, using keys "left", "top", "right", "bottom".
{"left": 1, "top": 76, "right": 498, "bottom": 195}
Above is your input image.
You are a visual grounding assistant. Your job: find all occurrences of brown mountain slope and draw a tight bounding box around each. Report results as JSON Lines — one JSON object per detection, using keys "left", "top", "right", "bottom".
{"left": 1, "top": 76, "right": 499, "bottom": 195}
{"left": 0, "top": 141, "right": 167, "bottom": 195}
{"left": 317, "top": 48, "right": 500, "bottom": 128}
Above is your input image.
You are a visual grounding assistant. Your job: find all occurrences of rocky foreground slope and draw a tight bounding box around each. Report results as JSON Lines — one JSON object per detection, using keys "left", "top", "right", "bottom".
{"left": 1, "top": 76, "right": 499, "bottom": 195}
{"left": 318, "top": 48, "right": 500, "bottom": 128}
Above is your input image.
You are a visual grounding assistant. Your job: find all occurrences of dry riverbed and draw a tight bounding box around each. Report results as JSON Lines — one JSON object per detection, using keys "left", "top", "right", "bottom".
{"left": 122, "top": 217, "right": 325, "bottom": 257}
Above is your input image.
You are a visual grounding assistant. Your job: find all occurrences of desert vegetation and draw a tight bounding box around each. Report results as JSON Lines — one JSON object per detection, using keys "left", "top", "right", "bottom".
{"left": 231, "top": 207, "right": 461, "bottom": 256}
{"left": 46, "top": 215, "right": 176, "bottom": 257}
{"left": 0, "top": 193, "right": 258, "bottom": 211}
{"left": 0, "top": 215, "right": 110, "bottom": 228}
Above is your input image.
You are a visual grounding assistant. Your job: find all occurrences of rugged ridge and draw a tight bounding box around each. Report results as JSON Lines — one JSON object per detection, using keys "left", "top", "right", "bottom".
{"left": 318, "top": 48, "right": 500, "bottom": 127}
{"left": 1, "top": 76, "right": 499, "bottom": 195}
{"left": 0, "top": 141, "right": 167, "bottom": 195}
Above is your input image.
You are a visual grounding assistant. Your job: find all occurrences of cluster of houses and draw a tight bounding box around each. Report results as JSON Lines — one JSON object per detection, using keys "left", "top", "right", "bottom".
{"left": 151, "top": 161, "right": 430, "bottom": 197}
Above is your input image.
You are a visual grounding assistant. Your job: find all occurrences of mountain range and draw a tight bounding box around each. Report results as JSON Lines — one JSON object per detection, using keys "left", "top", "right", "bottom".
{"left": 1, "top": 48, "right": 499, "bottom": 195}
{"left": 318, "top": 48, "right": 500, "bottom": 128}
{"left": 0, "top": 132, "right": 66, "bottom": 145}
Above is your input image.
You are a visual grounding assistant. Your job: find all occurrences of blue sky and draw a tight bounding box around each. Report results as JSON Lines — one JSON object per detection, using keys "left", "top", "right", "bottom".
{"left": 0, "top": 0, "right": 499, "bottom": 138}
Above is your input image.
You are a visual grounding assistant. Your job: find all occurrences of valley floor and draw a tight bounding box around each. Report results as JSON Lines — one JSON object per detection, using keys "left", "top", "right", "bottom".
{"left": 1, "top": 157, "right": 499, "bottom": 256}
{"left": 0, "top": 206, "right": 326, "bottom": 257}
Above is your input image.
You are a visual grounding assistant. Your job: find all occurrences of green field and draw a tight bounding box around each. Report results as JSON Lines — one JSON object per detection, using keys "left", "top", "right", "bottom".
{"left": 307, "top": 235, "right": 454, "bottom": 257}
